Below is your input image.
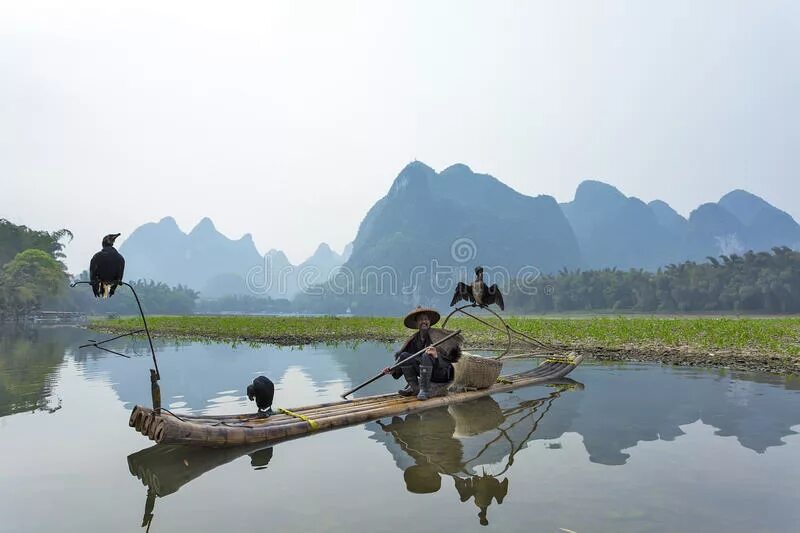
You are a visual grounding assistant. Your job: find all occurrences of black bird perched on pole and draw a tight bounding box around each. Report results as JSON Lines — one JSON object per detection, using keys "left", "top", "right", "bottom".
{"left": 90, "top": 233, "right": 125, "bottom": 298}
{"left": 450, "top": 266, "right": 505, "bottom": 310}
{"left": 247, "top": 376, "right": 275, "bottom": 415}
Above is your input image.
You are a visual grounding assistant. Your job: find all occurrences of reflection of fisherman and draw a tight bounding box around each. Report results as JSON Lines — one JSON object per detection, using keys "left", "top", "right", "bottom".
{"left": 376, "top": 398, "right": 511, "bottom": 526}
{"left": 383, "top": 307, "right": 462, "bottom": 400}
{"left": 379, "top": 408, "right": 464, "bottom": 490}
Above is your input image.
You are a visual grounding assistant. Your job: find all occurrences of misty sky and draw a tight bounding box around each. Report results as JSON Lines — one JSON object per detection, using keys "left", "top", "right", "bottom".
{"left": 2, "top": 1, "right": 799, "bottom": 273}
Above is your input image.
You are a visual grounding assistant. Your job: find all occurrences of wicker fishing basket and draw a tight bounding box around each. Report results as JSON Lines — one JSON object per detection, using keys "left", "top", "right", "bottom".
{"left": 450, "top": 352, "right": 503, "bottom": 391}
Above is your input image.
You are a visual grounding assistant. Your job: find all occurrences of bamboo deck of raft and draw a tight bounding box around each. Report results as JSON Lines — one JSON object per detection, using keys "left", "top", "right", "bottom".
{"left": 129, "top": 354, "right": 584, "bottom": 448}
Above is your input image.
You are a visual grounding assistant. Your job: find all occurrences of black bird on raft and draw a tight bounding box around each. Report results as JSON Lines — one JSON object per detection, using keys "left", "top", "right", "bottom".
{"left": 450, "top": 266, "right": 505, "bottom": 310}
{"left": 90, "top": 233, "right": 125, "bottom": 298}
{"left": 247, "top": 376, "right": 275, "bottom": 415}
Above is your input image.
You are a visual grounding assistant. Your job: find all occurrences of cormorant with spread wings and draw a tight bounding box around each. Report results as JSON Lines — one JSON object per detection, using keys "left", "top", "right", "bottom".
{"left": 450, "top": 266, "right": 504, "bottom": 310}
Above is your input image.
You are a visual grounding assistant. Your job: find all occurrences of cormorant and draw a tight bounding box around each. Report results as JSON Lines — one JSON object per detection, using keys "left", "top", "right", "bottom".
{"left": 247, "top": 376, "right": 275, "bottom": 415}
{"left": 450, "top": 266, "right": 505, "bottom": 310}
{"left": 90, "top": 233, "right": 125, "bottom": 298}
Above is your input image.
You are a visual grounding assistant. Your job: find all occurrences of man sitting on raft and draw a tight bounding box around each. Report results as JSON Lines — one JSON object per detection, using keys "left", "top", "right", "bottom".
{"left": 383, "top": 307, "right": 463, "bottom": 400}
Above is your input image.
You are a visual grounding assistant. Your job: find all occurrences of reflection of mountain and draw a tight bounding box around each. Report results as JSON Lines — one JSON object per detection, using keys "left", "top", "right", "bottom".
{"left": 367, "top": 361, "right": 800, "bottom": 468}
{"left": 566, "top": 365, "right": 800, "bottom": 463}
{"left": 366, "top": 385, "right": 580, "bottom": 525}
{"left": 84, "top": 338, "right": 352, "bottom": 413}
{"left": 1, "top": 328, "right": 390, "bottom": 418}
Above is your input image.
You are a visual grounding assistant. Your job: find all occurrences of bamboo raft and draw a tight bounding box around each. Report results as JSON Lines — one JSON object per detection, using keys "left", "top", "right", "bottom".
{"left": 129, "top": 354, "right": 583, "bottom": 448}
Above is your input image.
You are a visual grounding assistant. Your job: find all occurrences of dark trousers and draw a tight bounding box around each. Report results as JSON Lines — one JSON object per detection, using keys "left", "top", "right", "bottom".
{"left": 395, "top": 352, "right": 454, "bottom": 383}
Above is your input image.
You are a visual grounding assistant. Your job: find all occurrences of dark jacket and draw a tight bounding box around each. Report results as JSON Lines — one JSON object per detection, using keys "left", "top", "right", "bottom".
{"left": 392, "top": 328, "right": 463, "bottom": 383}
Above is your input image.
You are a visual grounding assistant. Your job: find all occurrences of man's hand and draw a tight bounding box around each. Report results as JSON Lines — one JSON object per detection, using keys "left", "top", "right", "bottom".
{"left": 382, "top": 367, "right": 393, "bottom": 375}
{"left": 425, "top": 346, "right": 438, "bottom": 358}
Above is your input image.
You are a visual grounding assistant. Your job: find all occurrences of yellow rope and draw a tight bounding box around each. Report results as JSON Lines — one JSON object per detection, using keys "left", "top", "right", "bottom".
{"left": 278, "top": 408, "right": 319, "bottom": 430}
{"left": 496, "top": 377, "right": 513, "bottom": 384}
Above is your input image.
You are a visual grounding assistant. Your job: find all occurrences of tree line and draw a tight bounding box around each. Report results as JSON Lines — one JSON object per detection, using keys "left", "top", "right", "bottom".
{"left": 504, "top": 247, "right": 800, "bottom": 314}
{"left": 52, "top": 276, "right": 200, "bottom": 316}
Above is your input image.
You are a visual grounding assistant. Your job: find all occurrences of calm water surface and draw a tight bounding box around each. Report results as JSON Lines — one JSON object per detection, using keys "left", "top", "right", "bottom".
{"left": 1, "top": 325, "right": 799, "bottom": 532}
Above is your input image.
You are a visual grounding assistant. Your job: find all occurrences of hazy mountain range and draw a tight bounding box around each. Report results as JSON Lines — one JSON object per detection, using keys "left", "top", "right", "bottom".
{"left": 119, "top": 217, "right": 350, "bottom": 299}
{"left": 119, "top": 161, "right": 800, "bottom": 300}
{"left": 559, "top": 180, "right": 800, "bottom": 270}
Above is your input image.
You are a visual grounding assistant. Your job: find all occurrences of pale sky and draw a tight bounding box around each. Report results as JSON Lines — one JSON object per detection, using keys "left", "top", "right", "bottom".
{"left": 2, "top": 1, "right": 799, "bottom": 273}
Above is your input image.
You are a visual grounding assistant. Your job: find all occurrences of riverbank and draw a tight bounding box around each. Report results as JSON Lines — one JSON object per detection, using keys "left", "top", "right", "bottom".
{"left": 93, "top": 315, "right": 800, "bottom": 375}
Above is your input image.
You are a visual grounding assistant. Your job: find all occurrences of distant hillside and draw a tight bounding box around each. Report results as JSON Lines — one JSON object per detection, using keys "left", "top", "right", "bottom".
{"left": 119, "top": 217, "right": 346, "bottom": 299}
{"left": 560, "top": 181, "right": 682, "bottom": 269}
{"left": 561, "top": 181, "right": 800, "bottom": 268}
{"left": 718, "top": 190, "right": 800, "bottom": 253}
{"left": 343, "top": 162, "right": 581, "bottom": 309}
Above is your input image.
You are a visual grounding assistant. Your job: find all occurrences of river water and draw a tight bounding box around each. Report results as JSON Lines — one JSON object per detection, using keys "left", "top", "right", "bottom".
{"left": 1, "top": 325, "right": 799, "bottom": 532}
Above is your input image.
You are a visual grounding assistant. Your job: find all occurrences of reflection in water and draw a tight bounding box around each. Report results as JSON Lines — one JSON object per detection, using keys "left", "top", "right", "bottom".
{"left": 370, "top": 382, "right": 581, "bottom": 525}
{"left": 128, "top": 442, "right": 276, "bottom": 529}
{"left": 3, "top": 327, "right": 800, "bottom": 531}
{"left": 3, "top": 326, "right": 800, "bottom": 465}
{"left": 125, "top": 383, "right": 580, "bottom": 529}
{"left": 0, "top": 325, "right": 83, "bottom": 416}
{"left": 95, "top": 337, "right": 800, "bottom": 461}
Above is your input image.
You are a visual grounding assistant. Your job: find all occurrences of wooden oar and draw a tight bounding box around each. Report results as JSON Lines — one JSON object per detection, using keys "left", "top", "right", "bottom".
{"left": 341, "top": 329, "right": 462, "bottom": 399}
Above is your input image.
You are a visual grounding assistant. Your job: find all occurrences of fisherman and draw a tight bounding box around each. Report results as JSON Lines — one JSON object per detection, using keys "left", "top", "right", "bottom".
{"left": 383, "top": 306, "right": 462, "bottom": 400}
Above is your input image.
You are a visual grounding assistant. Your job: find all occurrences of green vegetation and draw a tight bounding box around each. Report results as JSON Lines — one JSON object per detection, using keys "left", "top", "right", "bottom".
{"left": 95, "top": 314, "right": 800, "bottom": 373}
{"left": 506, "top": 247, "right": 800, "bottom": 314}
{"left": 0, "top": 218, "right": 72, "bottom": 267}
{"left": 1, "top": 250, "right": 67, "bottom": 318}
{"left": 97, "top": 314, "right": 408, "bottom": 343}
{"left": 0, "top": 220, "right": 71, "bottom": 320}
{"left": 60, "top": 277, "right": 200, "bottom": 315}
